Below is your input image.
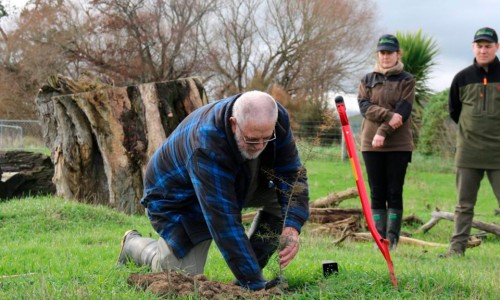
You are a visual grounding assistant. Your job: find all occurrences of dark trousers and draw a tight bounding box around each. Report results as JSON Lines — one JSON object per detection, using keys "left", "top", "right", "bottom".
{"left": 362, "top": 151, "right": 412, "bottom": 210}
{"left": 450, "top": 167, "right": 500, "bottom": 251}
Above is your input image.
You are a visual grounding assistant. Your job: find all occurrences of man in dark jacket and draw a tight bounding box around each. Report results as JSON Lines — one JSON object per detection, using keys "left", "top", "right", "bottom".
{"left": 117, "top": 91, "right": 309, "bottom": 290}
{"left": 441, "top": 27, "right": 500, "bottom": 257}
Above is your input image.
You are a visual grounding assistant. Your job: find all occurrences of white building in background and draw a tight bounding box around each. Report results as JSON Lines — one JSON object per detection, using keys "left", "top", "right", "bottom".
{"left": 327, "top": 92, "right": 363, "bottom": 160}
{"left": 328, "top": 91, "right": 362, "bottom": 138}
{"left": 327, "top": 92, "right": 360, "bottom": 117}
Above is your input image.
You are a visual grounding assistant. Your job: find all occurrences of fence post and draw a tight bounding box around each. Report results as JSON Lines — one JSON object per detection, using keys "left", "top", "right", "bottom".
{"left": 341, "top": 135, "right": 349, "bottom": 161}
{"left": 0, "top": 120, "right": 43, "bottom": 150}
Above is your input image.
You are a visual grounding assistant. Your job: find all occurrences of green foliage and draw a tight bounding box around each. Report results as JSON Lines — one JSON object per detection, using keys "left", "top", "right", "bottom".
{"left": 294, "top": 98, "right": 341, "bottom": 146}
{"left": 397, "top": 30, "right": 440, "bottom": 103}
{"left": 1, "top": 153, "right": 499, "bottom": 299}
{"left": 397, "top": 30, "right": 440, "bottom": 146}
{"left": 0, "top": 3, "right": 7, "bottom": 19}
{"left": 418, "top": 89, "right": 455, "bottom": 156}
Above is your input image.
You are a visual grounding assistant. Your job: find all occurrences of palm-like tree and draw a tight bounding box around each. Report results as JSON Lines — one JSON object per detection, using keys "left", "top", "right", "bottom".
{"left": 396, "top": 30, "right": 439, "bottom": 145}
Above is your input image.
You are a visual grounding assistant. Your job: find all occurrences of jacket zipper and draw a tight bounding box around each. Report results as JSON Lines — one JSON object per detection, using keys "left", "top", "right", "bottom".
{"left": 483, "top": 76, "right": 487, "bottom": 111}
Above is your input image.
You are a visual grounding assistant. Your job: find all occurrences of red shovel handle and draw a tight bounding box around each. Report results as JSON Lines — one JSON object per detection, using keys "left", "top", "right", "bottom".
{"left": 335, "top": 96, "right": 398, "bottom": 289}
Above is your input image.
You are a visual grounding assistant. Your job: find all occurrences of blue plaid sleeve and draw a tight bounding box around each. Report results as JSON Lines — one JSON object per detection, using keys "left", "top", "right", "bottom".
{"left": 186, "top": 148, "right": 266, "bottom": 290}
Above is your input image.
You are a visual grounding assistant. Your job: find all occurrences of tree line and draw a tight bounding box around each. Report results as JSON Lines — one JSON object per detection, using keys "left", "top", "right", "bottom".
{"left": 2, "top": 0, "right": 446, "bottom": 153}
{"left": 0, "top": 0, "right": 376, "bottom": 123}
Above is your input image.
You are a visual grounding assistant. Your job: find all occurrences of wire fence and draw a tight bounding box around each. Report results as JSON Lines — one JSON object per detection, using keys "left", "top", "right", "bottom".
{"left": 0, "top": 119, "right": 457, "bottom": 169}
{"left": 0, "top": 119, "right": 46, "bottom": 151}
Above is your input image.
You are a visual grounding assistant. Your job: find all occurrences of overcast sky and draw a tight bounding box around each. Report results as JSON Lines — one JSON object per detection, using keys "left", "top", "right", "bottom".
{"left": 375, "top": 0, "right": 500, "bottom": 92}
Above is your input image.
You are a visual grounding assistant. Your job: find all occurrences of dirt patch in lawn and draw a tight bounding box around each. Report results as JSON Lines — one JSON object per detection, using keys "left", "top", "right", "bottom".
{"left": 128, "top": 271, "right": 285, "bottom": 299}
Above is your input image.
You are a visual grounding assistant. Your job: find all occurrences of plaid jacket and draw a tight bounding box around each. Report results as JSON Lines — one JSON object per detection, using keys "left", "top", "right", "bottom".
{"left": 141, "top": 94, "right": 309, "bottom": 290}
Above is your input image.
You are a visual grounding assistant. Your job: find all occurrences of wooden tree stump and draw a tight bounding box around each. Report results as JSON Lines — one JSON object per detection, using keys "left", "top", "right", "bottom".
{"left": 35, "top": 75, "right": 208, "bottom": 214}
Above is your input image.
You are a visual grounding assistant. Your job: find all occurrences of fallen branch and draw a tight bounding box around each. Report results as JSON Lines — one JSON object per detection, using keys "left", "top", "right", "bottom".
{"left": 242, "top": 207, "right": 363, "bottom": 224}
{"left": 308, "top": 208, "right": 362, "bottom": 223}
{"left": 403, "top": 213, "right": 424, "bottom": 226}
{"left": 330, "top": 231, "right": 481, "bottom": 249}
{"left": 331, "top": 222, "right": 353, "bottom": 246}
{"left": 417, "top": 211, "right": 500, "bottom": 236}
{"left": 310, "top": 215, "right": 360, "bottom": 236}
{"left": 309, "top": 187, "right": 358, "bottom": 208}
{"left": 350, "top": 232, "right": 447, "bottom": 247}
{"left": 417, "top": 216, "right": 440, "bottom": 233}
{"left": 0, "top": 273, "right": 36, "bottom": 279}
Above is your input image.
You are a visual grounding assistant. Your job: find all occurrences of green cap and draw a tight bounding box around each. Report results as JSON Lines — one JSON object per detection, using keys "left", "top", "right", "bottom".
{"left": 376, "top": 34, "right": 399, "bottom": 52}
{"left": 473, "top": 27, "right": 498, "bottom": 43}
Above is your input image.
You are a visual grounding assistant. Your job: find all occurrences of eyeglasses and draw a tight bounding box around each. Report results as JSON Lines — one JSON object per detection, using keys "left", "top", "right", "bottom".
{"left": 236, "top": 122, "right": 276, "bottom": 144}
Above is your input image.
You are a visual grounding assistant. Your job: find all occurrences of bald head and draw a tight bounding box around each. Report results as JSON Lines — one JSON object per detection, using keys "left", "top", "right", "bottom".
{"left": 232, "top": 91, "right": 278, "bottom": 126}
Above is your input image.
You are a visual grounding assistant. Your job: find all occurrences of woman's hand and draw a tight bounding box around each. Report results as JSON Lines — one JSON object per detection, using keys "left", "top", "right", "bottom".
{"left": 372, "top": 134, "right": 385, "bottom": 149}
{"left": 388, "top": 113, "right": 403, "bottom": 129}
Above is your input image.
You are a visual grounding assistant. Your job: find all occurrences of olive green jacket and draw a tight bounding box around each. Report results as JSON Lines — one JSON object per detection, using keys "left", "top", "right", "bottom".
{"left": 449, "top": 56, "right": 500, "bottom": 169}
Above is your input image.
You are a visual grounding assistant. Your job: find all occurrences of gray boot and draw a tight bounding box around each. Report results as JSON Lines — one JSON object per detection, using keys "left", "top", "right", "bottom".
{"left": 248, "top": 210, "right": 283, "bottom": 269}
{"left": 116, "top": 230, "right": 158, "bottom": 268}
{"left": 372, "top": 209, "right": 387, "bottom": 239}
{"left": 387, "top": 209, "right": 403, "bottom": 250}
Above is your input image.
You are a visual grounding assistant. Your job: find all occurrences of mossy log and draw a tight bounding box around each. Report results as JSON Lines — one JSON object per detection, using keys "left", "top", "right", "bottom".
{"left": 0, "top": 151, "right": 55, "bottom": 200}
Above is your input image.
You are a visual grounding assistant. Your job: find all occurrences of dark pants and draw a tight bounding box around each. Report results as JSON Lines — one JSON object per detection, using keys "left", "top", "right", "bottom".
{"left": 449, "top": 167, "right": 500, "bottom": 252}
{"left": 362, "top": 151, "right": 412, "bottom": 210}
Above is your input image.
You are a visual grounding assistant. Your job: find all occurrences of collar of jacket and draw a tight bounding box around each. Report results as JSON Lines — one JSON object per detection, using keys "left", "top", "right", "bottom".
{"left": 374, "top": 60, "right": 404, "bottom": 76}
{"left": 223, "top": 93, "right": 246, "bottom": 165}
{"left": 473, "top": 56, "right": 500, "bottom": 73}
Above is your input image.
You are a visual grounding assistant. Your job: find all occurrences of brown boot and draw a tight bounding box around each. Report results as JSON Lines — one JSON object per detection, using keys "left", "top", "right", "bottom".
{"left": 438, "top": 249, "right": 464, "bottom": 258}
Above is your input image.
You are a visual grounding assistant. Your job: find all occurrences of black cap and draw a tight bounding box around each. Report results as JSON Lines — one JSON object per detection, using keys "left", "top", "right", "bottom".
{"left": 473, "top": 27, "right": 498, "bottom": 43}
{"left": 376, "top": 34, "right": 400, "bottom": 52}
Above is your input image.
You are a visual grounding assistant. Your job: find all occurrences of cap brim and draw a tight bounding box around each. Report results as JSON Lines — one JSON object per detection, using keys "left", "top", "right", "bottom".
{"left": 376, "top": 45, "right": 399, "bottom": 52}
{"left": 473, "top": 37, "right": 497, "bottom": 43}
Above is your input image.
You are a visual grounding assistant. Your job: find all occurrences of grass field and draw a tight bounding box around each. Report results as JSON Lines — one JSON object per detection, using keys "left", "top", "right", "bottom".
{"left": 1, "top": 149, "right": 499, "bottom": 299}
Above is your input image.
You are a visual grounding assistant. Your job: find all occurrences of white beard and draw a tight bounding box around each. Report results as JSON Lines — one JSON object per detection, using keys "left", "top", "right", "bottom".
{"left": 235, "top": 130, "right": 265, "bottom": 160}
{"left": 240, "top": 148, "right": 264, "bottom": 160}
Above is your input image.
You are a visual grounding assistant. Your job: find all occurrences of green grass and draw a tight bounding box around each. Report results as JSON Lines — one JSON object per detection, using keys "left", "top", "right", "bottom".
{"left": 1, "top": 150, "right": 499, "bottom": 299}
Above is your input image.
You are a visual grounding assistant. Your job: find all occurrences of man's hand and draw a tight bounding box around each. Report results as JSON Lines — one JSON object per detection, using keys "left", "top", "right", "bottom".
{"left": 278, "top": 227, "right": 299, "bottom": 268}
{"left": 371, "top": 134, "right": 385, "bottom": 149}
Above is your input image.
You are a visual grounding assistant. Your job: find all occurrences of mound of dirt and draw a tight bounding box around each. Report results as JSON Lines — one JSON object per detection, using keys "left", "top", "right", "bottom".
{"left": 128, "top": 271, "right": 284, "bottom": 299}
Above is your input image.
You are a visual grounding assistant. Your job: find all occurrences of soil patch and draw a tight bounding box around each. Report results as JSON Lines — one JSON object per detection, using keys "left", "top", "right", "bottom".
{"left": 128, "top": 271, "right": 284, "bottom": 299}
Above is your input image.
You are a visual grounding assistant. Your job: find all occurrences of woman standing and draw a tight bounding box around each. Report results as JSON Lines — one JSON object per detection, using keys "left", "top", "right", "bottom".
{"left": 357, "top": 34, "right": 415, "bottom": 250}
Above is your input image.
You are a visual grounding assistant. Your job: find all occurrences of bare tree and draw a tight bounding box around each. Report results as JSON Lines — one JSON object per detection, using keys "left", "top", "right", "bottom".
{"left": 203, "top": 0, "right": 376, "bottom": 100}
{"left": 64, "top": 0, "right": 218, "bottom": 85}
{"left": 1, "top": 0, "right": 219, "bottom": 118}
{"left": 258, "top": 0, "right": 376, "bottom": 95}
{"left": 1, "top": 0, "right": 377, "bottom": 120}
{"left": 202, "top": 0, "right": 260, "bottom": 98}
{"left": 0, "top": 0, "right": 71, "bottom": 119}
